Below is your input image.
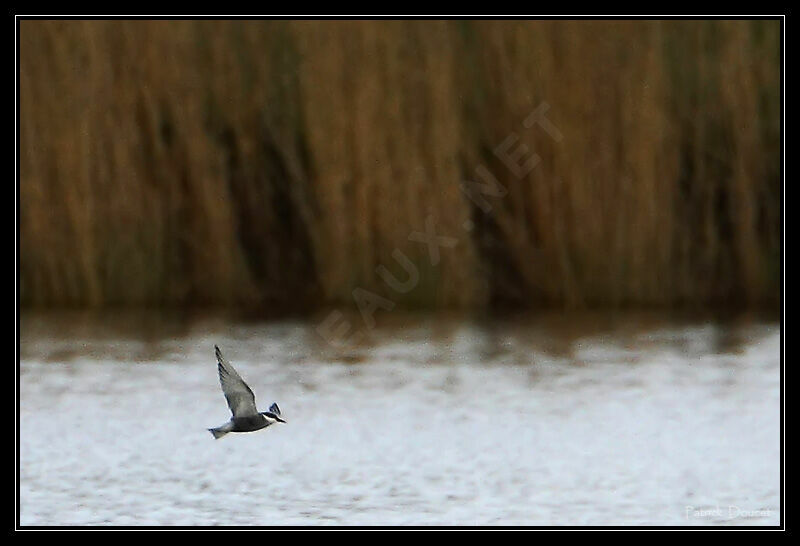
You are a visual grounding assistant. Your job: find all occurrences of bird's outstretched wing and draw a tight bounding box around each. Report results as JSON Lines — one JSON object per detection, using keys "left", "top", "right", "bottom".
{"left": 268, "top": 402, "right": 281, "bottom": 416}
{"left": 215, "top": 345, "right": 258, "bottom": 417}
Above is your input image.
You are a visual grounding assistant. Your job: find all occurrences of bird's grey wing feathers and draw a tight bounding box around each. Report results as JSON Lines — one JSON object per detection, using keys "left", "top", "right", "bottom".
{"left": 215, "top": 345, "right": 259, "bottom": 417}
{"left": 268, "top": 402, "right": 281, "bottom": 416}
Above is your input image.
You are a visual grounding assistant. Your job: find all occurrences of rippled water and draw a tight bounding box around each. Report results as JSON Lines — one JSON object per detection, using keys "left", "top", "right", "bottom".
{"left": 19, "top": 310, "right": 781, "bottom": 526}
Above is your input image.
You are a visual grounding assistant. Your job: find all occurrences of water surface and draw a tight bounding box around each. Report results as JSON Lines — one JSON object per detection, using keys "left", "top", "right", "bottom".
{"left": 19, "top": 310, "right": 781, "bottom": 526}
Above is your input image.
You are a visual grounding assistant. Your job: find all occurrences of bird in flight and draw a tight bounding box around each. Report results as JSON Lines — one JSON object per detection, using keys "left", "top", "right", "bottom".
{"left": 208, "top": 344, "right": 286, "bottom": 439}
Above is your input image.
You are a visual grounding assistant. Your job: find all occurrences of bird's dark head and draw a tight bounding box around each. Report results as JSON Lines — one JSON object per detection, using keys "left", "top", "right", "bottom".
{"left": 262, "top": 411, "right": 286, "bottom": 424}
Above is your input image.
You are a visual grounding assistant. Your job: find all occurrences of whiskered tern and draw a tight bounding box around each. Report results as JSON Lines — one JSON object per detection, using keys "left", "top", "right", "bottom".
{"left": 208, "top": 345, "right": 286, "bottom": 439}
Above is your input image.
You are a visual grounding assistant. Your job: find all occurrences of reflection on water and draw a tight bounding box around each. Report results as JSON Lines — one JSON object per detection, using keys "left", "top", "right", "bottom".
{"left": 19, "top": 310, "right": 780, "bottom": 526}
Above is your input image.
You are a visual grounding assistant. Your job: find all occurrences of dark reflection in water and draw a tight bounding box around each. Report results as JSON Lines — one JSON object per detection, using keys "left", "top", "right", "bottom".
{"left": 20, "top": 307, "right": 774, "bottom": 362}
{"left": 19, "top": 309, "right": 780, "bottom": 526}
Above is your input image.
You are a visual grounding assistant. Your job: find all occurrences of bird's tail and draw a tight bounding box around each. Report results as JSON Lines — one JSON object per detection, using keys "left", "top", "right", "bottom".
{"left": 208, "top": 427, "right": 229, "bottom": 440}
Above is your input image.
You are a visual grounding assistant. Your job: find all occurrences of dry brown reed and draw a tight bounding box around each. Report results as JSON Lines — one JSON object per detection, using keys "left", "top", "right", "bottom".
{"left": 19, "top": 20, "right": 781, "bottom": 309}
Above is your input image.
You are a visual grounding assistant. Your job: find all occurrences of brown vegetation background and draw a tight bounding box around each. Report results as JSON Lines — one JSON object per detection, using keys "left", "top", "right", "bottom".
{"left": 19, "top": 20, "right": 781, "bottom": 310}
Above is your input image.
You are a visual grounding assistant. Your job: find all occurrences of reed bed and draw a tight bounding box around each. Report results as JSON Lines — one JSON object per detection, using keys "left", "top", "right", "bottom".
{"left": 19, "top": 20, "right": 780, "bottom": 309}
